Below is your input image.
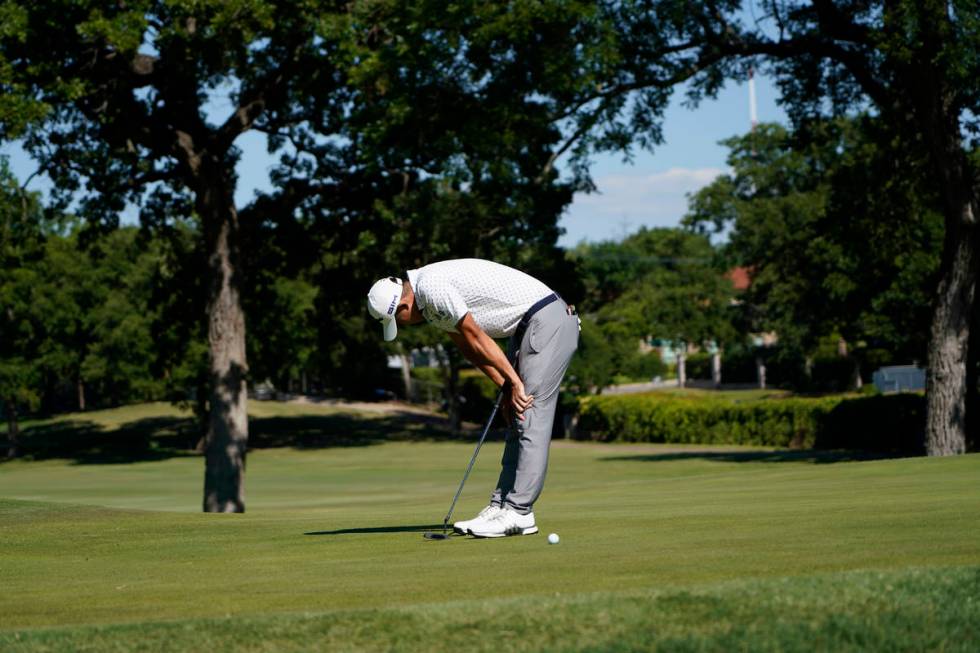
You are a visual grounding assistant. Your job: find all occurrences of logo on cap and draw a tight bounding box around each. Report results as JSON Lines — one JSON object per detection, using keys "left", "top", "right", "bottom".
{"left": 387, "top": 297, "right": 397, "bottom": 316}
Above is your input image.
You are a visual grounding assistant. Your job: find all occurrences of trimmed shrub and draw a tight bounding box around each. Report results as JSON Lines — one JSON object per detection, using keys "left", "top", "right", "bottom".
{"left": 720, "top": 345, "right": 761, "bottom": 384}
{"left": 685, "top": 352, "right": 713, "bottom": 380}
{"left": 816, "top": 393, "right": 926, "bottom": 453}
{"left": 574, "top": 392, "right": 925, "bottom": 454}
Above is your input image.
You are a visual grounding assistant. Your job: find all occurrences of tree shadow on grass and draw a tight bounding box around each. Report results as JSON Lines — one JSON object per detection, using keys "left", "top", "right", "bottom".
{"left": 248, "top": 412, "right": 496, "bottom": 449}
{"left": 600, "top": 449, "right": 908, "bottom": 465}
{"left": 6, "top": 410, "right": 497, "bottom": 465}
{"left": 7, "top": 417, "right": 201, "bottom": 465}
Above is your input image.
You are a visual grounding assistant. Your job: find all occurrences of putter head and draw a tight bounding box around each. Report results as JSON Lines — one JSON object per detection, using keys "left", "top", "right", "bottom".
{"left": 423, "top": 518, "right": 452, "bottom": 541}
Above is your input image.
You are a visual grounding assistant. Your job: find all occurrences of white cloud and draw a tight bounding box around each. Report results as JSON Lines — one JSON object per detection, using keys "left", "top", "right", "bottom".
{"left": 559, "top": 166, "right": 727, "bottom": 246}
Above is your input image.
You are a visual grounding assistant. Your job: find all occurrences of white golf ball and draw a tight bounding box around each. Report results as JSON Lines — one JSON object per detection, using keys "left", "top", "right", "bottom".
{"left": 548, "top": 533, "right": 560, "bottom": 545}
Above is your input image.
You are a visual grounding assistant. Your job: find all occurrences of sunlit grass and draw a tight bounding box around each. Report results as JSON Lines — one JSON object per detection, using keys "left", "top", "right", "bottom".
{"left": 2, "top": 402, "right": 977, "bottom": 651}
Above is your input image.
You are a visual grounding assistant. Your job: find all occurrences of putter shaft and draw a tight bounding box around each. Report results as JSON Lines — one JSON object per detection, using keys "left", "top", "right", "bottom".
{"left": 442, "top": 391, "right": 503, "bottom": 527}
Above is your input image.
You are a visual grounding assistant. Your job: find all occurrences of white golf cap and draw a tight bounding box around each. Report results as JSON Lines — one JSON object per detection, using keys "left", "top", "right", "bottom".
{"left": 367, "top": 276, "right": 403, "bottom": 341}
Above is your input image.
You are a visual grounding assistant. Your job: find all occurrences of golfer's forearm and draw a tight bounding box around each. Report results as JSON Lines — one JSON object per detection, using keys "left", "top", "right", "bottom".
{"left": 475, "top": 361, "right": 506, "bottom": 387}
{"left": 451, "top": 317, "right": 521, "bottom": 388}
{"left": 454, "top": 334, "right": 510, "bottom": 387}
{"left": 477, "top": 347, "right": 519, "bottom": 388}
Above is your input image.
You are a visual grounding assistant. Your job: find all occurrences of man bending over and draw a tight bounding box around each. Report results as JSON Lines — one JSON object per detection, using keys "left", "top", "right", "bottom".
{"left": 367, "top": 259, "right": 578, "bottom": 538}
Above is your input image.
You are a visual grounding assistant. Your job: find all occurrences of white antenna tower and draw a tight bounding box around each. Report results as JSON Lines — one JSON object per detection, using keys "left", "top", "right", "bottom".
{"left": 748, "top": 66, "right": 758, "bottom": 132}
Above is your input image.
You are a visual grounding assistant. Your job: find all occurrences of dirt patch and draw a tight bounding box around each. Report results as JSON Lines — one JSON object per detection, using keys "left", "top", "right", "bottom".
{"left": 287, "top": 396, "right": 440, "bottom": 416}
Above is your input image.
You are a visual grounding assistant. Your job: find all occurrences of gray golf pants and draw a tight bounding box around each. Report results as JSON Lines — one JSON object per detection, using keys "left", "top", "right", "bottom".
{"left": 490, "top": 299, "right": 579, "bottom": 515}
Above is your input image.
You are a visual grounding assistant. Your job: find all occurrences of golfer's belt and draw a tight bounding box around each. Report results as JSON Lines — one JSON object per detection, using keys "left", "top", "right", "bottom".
{"left": 513, "top": 293, "right": 561, "bottom": 345}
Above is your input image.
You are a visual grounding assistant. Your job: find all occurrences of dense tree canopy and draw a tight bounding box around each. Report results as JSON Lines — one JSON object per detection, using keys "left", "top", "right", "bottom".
{"left": 685, "top": 118, "right": 944, "bottom": 371}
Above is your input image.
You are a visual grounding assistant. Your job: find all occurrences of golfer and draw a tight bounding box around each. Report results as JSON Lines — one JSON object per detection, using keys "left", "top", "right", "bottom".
{"left": 367, "top": 259, "right": 578, "bottom": 537}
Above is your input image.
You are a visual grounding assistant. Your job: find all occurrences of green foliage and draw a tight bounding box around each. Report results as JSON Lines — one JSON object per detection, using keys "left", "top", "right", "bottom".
{"left": 2, "top": 157, "right": 170, "bottom": 422}
{"left": 247, "top": 276, "right": 318, "bottom": 391}
{"left": 0, "top": 0, "right": 603, "bottom": 404}
{"left": 33, "top": 228, "right": 167, "bottom": 410}
{"left": 0, "top": 157, "right": 45, "bottom": 419}
{"left": 685, "top": 118, "right": 943, "bottom": 368}
{"left": 685, "top": 352, "right": 713, "bottom": 379}
{"left": 566, "top": 315, "right": 634, "bottom": 392}
{"left": 622, "top": 348, "right": 668, "bottom": 381}
{"left": 575, "top": 391, "right": 925, "bottom": 454}
{"left": 567, "top": 228, "right": 737, "bottom": 393}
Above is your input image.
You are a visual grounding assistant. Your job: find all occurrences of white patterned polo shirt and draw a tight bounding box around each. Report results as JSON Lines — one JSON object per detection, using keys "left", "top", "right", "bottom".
{"left": 406, "top": 259, "right": 554, "bottom": 338}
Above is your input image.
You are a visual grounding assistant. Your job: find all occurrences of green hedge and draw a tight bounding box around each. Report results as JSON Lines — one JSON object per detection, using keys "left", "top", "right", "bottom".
{"left": 575, "top": 392, "right": 925, "bottom": 454}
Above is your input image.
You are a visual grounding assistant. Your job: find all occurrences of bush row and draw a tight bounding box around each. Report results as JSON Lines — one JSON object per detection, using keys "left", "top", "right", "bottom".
{"left": 574, "top": 392, "right": 926, "bottom": 454}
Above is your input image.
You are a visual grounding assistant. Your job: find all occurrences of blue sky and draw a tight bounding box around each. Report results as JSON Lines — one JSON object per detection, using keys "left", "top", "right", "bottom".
{"left": 1, "top": 72, "right": 787, "bottom": 248}
{"left": 558, "top": 73, "right": 787, "bottom": 247}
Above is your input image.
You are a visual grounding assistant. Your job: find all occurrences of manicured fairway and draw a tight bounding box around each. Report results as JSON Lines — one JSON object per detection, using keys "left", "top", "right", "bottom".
{"left": 1, "top": 405, "right": 978, "bottom": 651}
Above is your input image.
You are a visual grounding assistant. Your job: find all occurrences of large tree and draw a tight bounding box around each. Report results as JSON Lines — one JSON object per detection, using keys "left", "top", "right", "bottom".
{"left": 551, "top": 0, "right": 977, "bottom": 454}
{"left": 755, "top": 1, "right": 977, "bottom": 454}
{"left": 0, "top": 0, "right": 615, "bottom": 507}
{"left": 0, "top": 1, "right": 336, "bottom": 510}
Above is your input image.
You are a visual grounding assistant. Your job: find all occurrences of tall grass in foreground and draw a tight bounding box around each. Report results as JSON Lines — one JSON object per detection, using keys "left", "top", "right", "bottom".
{"left": 3, "top": 566, "right": 977, "bottom": 652}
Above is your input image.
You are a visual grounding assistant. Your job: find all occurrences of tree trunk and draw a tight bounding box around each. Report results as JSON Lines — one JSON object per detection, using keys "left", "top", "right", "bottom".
{"left": 197, "top": 166, "right": 249, "bottom": 513}
{"left": 77, "top": 378, "right": 85, "bottom": 412}
{"left": 396, "top": 343, "right": 414, "bottom": 401}
{"left": 851, "top": 359, "right": 863, "bottom": 391}
{"left": 966, "top": 296, "right": 979, "bottom": 452}
{"left": 5, "top": 398, "right": 18, "bottom": 459}
{"left": 436, "top": 345, "right": 462, "bottom": 433}
{"left": 676, "top": 344, "right": 687, "bottom": 388}
{"left": 755, "top": 356, "right": 766, "bottom": 390}
{"left": 711, "top": 351, "right": 722, "bottom": 389}
{"left": 193, "top": 374, "right": 209, "bottom": 453}
{"left": 447, "top": 359, "right": 461, "bottom": 433}
{"left": 925, "top": 215, "right": 976, "bottom": 456}
{"left": 907, "top": 6, "right": 977, "bottom": 456}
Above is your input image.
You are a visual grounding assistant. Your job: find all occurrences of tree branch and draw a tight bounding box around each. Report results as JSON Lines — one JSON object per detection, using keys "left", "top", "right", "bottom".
{"left": 122, "top": 167, "right": 176, "bottom": 190}
{"left": 536, "top": 108, "right": 606, "bottom": 184}
{"left": 129, "top": 53, "right": 157, "bottom": 82}
{"left": 215, "top": 42, "right": 306, "bottom": 152}
{"left": 216, "top": 93, "right": 271, "bottom": 150}
{"left": 731, "top": 34, "right": 890, "bottom": 107}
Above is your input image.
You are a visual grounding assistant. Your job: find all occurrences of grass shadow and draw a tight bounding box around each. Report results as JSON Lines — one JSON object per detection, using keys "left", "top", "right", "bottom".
{"left": 304, "top": 523, "right": 449, "bottom": 536}
{"left": 600, "top": 449, "right": 907, "bottom": 465}
{"left": 7, "top": 417, "right": 199, "bottom": 465}
{"left": 248, "top": 411, "right": 498, "bottom": 449}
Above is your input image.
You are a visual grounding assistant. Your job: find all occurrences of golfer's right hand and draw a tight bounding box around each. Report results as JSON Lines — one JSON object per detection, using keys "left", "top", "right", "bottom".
{"left": 507, "top": 380, "right": 533, "bottom": 420}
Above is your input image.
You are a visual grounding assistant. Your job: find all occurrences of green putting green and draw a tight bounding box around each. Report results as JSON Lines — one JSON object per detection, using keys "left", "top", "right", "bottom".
{"left": 1, "top": 404, "right": 978, "bottom": 651}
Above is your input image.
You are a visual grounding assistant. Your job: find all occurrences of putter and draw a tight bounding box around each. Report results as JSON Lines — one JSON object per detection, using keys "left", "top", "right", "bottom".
{"left": 424, "top": 390, "right": 504, "bottom": 541}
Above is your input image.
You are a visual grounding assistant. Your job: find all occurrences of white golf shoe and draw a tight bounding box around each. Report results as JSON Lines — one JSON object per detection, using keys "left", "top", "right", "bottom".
{"left": 453, "top": 504, "right": 503, "bottom": 535}
{"left": 469, "top": 507, "right": 538, "bottom": 538}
